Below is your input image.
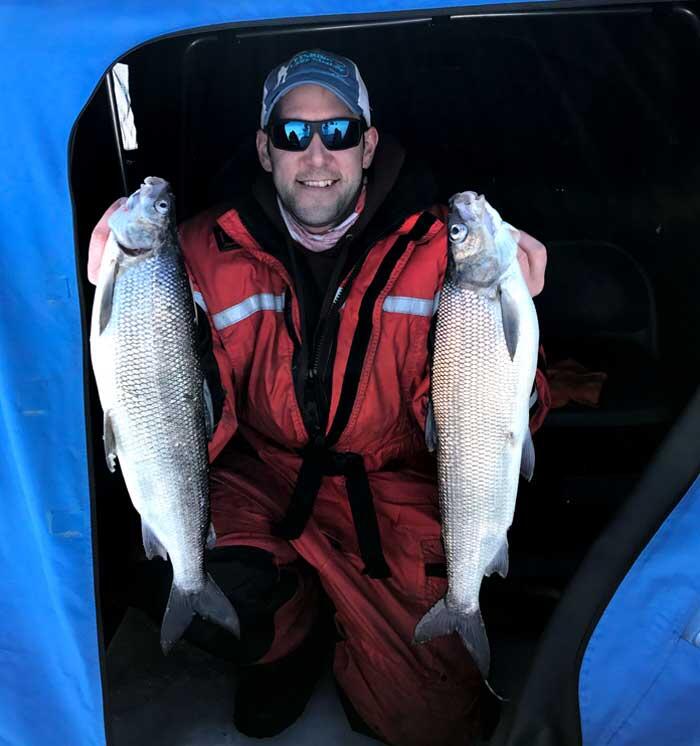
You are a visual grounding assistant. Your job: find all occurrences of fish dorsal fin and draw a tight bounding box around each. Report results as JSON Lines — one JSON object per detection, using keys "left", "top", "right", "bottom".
{"left": 98, "top": 256, "right": 120, "bottom": 334}
{"left": 190, "top": 280, "right": 199, "bottom": 324}
{"left": 499, "top": 284, "right": 520, "bottom": 360}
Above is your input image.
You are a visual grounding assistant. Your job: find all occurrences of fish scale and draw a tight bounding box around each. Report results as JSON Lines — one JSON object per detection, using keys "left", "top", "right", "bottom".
{"left": 111, "top": 250, "right": 209, "bottom": 590}
{"left": 433, "top": 282, "right": 518, "bottom": 611}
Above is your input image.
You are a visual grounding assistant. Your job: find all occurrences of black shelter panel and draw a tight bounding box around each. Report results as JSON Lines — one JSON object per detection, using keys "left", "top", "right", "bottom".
{"left": 490, "top": 384, "right": 700, "bottom": 746}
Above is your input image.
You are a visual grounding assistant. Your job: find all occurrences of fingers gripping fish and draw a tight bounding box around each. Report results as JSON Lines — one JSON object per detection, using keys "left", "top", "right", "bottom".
{"left": 414, "top": 192, "right": 539, "bottom": 682}
{"left": 90, "top": 177, "right": 240, "bottom": 653}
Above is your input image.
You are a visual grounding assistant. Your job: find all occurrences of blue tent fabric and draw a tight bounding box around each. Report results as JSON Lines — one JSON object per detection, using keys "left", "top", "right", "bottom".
{"left": 2, "top": 3, "right": 695, "bottom": 746}
{"left": 579, "top": 475, "right": 700, "bottom": 746}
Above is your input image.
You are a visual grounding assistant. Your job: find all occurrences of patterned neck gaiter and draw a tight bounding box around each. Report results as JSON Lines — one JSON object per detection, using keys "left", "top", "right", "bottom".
{"left": 277, "top": 184, "right": 367, "bottom": 253}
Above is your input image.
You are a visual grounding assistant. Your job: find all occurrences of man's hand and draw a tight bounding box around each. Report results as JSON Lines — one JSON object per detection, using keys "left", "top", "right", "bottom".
{"left": 87, "top": 197, "right": 127, "bottom": 285}
{"left": 511, "top": 228, "right": 547, "bottom": 297}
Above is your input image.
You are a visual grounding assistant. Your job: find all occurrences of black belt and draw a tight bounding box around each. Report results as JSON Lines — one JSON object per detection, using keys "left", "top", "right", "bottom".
{"left": 274, "top": 447, "right": 390, "bottom": 579}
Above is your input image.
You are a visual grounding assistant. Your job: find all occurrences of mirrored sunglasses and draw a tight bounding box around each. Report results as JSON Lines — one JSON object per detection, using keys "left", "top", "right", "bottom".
{"left": 267, "top": 118, "right": 366, "bottom": 152}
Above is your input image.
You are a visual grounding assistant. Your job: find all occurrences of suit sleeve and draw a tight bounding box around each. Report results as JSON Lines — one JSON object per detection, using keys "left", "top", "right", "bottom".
{"left": 189, "top": 272, "right": 239, "bottom": 460}
{"left": 178, "top": 214, "right": 240, "bottom": 462}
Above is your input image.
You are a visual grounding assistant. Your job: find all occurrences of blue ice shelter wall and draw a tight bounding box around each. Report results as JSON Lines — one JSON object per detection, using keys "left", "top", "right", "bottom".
{"left": 1, "top": 3, "right": 698, "bottom": 746}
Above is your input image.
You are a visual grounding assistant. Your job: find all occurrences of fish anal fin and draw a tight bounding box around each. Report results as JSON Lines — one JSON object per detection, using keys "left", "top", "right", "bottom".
{"left": 103, "top": 410, "right": 117, "bottom": 473}
{"left": 520, "top": 429, "right": 535, "bottom": 482}
{"left": 499, "top": 284, "right": 520, "bottom": 361}
{"left": 485, "top": 539, "right": 510, "bottom": 578}
{"left": 141, "top": 520, "right": 168, "bottom": 561}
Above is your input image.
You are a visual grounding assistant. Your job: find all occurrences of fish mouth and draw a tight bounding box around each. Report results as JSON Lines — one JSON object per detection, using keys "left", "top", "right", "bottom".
{"left": 126, "top": 177, "right": 171, "bottom": 213}
{"left": 453, "top": 195, "right": 482, "bottom": 224}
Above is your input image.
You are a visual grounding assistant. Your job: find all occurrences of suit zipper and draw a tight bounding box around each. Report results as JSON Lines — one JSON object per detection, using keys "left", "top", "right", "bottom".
{"left": 309, "top": 233, "right": 367, "bottom": 378}
{"left": 309, "top": 284, "right": 345, "bottom": 378}
{"left": 306, "top": 247, "right": 366, "bottom": 444}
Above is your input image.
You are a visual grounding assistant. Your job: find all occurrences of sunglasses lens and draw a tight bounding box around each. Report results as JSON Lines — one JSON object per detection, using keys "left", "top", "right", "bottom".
{"left": 269, "top": 119, "right": 363, "bottom": 151}
{"left": 320, "top": 119, "right": 362, "bottom": 150}
{"left": 271, "top": 121, "right": 311, "bottom": 150}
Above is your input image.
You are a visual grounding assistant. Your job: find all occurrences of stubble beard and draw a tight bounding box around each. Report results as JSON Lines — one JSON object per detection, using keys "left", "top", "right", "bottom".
{"left": 275, "top": 174, "right": 362, "bottom": 231}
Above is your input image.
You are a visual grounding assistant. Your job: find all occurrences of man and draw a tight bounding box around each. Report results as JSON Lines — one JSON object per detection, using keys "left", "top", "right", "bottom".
{"left": 89, "top": 49, "right": 549, "bottom": 745}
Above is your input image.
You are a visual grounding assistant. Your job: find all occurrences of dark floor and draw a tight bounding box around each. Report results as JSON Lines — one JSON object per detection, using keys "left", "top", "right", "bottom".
{"left": 106, "top": 603, "right": 541, "bottom": 746}
{"left": 106, "top": 608, "right": 378, "bottom": 746}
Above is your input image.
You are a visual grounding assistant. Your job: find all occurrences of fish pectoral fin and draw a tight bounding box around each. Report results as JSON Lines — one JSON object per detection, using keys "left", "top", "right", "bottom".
{"left": 485, "top": 539, "right": 510, "bottom": 578}
{"left": 414, "top": 599, "right": 491, "bottom": 679}
{"left": 520, "top": 429, "right": 536, "bottom": 482}
{"left": 160, "top": 574, "right": 240, "bottom": 654}
{"left": 206, "top": 522, "right": 217, "bottom": 550}
{"left": 141, "top": 520, "right": 169, "bottom": 561}
{"left": 425, "top": 399, "right": 438, "bottom": 452}
{"left": 103, "top": 410, "right": 117, "bottom": 473}
{"left": 98, "top": 256, "right": 119, "bottom": 334}
{"left": 498, "top": 284, "right": 520, "bottom": 361}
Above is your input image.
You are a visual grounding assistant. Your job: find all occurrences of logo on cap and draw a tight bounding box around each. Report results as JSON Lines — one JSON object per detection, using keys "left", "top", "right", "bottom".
{"left": 290, "top": 50, "right": 349, "bottom": 77}
{"left": 260, "top": 49, "right": 371, "bottom": 129}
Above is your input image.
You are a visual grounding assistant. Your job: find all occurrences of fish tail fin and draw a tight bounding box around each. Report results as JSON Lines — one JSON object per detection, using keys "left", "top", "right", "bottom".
{"left": 413, "top": 598, "right": 491, "bottom": 678}
{"left": 160, "top": 574, "right": 240, "bottom": 654}
{"left": 194, "top": 573, "right": 241, "bottom": 638}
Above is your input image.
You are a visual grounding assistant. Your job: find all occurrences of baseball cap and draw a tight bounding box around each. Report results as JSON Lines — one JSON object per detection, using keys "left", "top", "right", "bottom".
{"left": 260, "top": 49, "right": 371, "bottom": 129}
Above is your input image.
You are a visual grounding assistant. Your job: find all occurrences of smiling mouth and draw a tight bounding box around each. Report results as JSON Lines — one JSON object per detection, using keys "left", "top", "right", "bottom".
{"left": 297, "top": 179, "right": 338, "bottom": 188}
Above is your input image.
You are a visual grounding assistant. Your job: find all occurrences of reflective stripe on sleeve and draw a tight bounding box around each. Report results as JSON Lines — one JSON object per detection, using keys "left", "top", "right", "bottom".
{"left": 212, "top": 293, "right": 286, "bottom": 330}
{"left": 382, "top": 293, "right": 441, "bottom": 317}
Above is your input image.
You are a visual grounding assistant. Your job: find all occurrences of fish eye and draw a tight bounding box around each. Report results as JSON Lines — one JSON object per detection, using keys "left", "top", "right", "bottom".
{"left": 450, "top": 223, "right": 468, "bottom": 243}
{"left": 155, "top": 199, "right": 169, "bottom": 214}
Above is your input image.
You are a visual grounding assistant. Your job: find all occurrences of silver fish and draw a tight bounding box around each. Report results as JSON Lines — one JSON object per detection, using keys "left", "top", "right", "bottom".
{"left": 90, "top": 176, "right": 239, "bottom": 653}
{"left": 414, "top": 191, "right": 539, "bottom": 680}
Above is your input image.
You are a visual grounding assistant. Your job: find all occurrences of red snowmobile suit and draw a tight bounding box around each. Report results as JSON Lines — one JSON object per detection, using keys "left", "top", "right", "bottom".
{"left": 180, "top": 144, "right": 550, "bottom": 746}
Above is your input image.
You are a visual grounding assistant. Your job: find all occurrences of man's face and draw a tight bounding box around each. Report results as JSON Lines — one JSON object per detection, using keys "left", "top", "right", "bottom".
{"left": 256, "top": 84, "right": 379, "bottom": 234}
